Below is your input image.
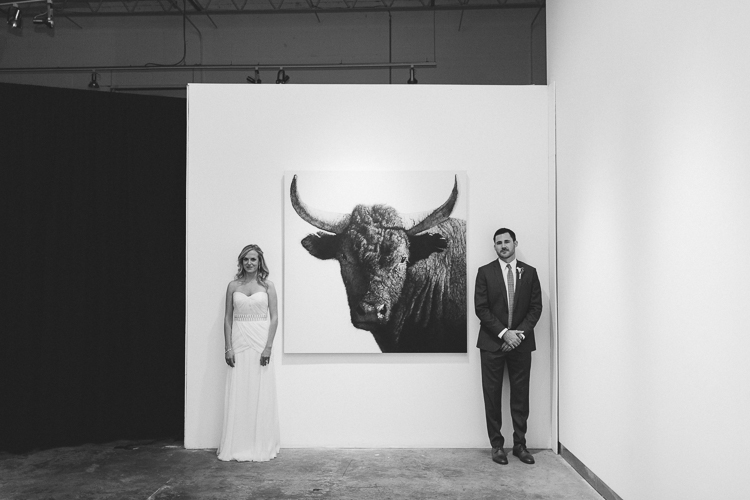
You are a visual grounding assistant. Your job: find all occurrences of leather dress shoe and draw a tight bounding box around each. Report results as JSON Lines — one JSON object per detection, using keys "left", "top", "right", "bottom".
{"left": 491, "top": 447, "right": 508, "bottom": 465}
{"left": 512, "top": 446, "right": 535, "bottom": 464}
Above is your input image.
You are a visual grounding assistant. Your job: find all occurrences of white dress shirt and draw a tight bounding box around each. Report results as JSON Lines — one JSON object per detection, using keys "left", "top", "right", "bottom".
{"left": 497, "top": 258, "right": 517, "bottom": 339}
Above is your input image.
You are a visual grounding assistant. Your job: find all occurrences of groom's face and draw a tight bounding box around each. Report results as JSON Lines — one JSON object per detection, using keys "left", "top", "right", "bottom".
{"left": 494, "top": 233, "right": 517, "bottom": 262}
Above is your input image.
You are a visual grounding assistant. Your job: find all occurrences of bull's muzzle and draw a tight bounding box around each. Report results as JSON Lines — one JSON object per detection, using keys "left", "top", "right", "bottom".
{"left": 352, "top": 301, "right": 389, "bottom": 328}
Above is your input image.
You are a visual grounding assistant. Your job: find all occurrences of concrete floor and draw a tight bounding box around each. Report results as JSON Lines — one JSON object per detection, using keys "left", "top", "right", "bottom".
{"left": 0, "top": 440, "right": 603, "bottom": 499}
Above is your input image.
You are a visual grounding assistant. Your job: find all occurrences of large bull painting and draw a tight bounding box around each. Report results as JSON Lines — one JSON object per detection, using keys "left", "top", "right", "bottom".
{"left": 284, "top": 172, "right": 467, "bottom": 354}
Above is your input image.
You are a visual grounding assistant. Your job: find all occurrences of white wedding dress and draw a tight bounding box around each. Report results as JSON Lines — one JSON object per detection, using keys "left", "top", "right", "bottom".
{"left": 217, "top": 291, "right": 280, "bottom": 462}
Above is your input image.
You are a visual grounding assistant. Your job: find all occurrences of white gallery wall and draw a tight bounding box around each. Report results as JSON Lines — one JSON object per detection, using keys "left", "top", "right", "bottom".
{"left": 185, "top": 85, "right": 551, "bottom": 448}
{"left": 548, "top": 2, "right": 750, "bottom": 499}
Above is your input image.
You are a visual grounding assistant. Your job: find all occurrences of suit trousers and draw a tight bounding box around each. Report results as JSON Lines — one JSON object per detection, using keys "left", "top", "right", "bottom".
{"left": 480, "top": 348, "right": 532, "bottom": 449}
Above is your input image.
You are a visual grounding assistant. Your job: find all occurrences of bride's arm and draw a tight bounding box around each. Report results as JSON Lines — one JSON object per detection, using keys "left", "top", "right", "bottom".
{"left": 224, "top": 281, "right": 237, "bottom": 367}
{"left": 261, "top": 281, "right": 278, "bottom": 366}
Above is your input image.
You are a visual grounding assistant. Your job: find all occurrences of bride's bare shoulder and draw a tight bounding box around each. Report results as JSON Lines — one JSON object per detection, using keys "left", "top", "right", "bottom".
{"left": 227, "top": 280, "right": 243, "bottom": 293}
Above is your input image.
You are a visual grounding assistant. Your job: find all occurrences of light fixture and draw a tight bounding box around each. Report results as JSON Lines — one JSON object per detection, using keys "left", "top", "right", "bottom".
{"left": 7, "top": 4, "right": 21, "bottom": 28}
{"left": 246, "top": 67, "right": 261, "bottom": 84}
{"left": 32, "top": 0, "right": 53, "bottom": 28}
{"left": 276, "top": 68, "right": 289, "bottom": 84}
{"left": 88, "top": 71, "right": 100, "bottom": 89}
{"left": 407, "top": 65, "right": 418, "bottom": 84}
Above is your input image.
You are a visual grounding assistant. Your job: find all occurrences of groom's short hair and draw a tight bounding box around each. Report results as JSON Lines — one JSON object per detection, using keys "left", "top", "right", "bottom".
{"left": 493, "top": 228, "right": 516, "bottom": 242}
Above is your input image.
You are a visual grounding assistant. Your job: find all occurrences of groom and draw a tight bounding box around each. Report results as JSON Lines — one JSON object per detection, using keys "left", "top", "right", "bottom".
{"left": 474, "top": 228, "right": 542, "bottom": 465}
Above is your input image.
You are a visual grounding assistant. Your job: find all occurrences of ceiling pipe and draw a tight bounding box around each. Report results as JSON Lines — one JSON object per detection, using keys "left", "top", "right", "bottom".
{"left": 5, "top": 3, "right": 544, "bottom": 18}
{"left": 0, "top": 61, "right": 437, "bottom": 73}
{"left": 0, "top": 0, "right": 45, "bottom": 6}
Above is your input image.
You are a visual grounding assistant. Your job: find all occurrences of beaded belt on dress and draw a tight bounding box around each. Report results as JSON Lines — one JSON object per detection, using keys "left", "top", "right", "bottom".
{"left": 233, "top": 314, "right": 268, "bottom": 322}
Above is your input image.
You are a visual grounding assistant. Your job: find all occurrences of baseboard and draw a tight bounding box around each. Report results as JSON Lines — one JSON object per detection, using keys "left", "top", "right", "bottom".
{"left": 559, "top": 443, "right": 623, "bottom": 500}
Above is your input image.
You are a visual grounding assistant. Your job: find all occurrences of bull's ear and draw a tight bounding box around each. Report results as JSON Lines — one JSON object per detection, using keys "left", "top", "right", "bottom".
{"left": 301, "top": 232, "right": 341, "bottom": 260}
{"left": 408, "top": 233, "right": 448, "bottom": 265}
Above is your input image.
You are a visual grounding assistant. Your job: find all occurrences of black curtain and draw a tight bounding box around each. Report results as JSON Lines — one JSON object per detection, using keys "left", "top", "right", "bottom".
{"left": 0, "top": 83, "right": 186, "bottom": 453}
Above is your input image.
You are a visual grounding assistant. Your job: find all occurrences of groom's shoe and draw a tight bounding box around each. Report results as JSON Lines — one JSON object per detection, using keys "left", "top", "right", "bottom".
{"left": 512, "top": 446, "right": 535, "bottom": 464}
{"left": 491, "top": 447, "right": 508, "bottom": 465}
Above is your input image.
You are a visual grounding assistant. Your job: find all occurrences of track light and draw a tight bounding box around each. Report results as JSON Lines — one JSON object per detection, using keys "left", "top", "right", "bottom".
{"left": 246, "top": 67, "right": 261, "bottom": 84}
{"left": 88, "top": 71, "right": 100, "bottom": 89}
{"left": 7, "top": 4, "right": 21, "bottom": 28}
{"left": 276, "top": 68, "right": 289, "bottom": 84}
{"left": 32, "top": 0, "right": 53, "bottom": 29}
{"left": 407, "top": 65, "right": 418, "bottom": 84}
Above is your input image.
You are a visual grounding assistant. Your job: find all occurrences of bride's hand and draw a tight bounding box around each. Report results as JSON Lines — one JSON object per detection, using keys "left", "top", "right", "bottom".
{"left": 260, "top": 347, "right": 272, "bottom": 366}
{"left": 225, "top": 348, "right": 235, "bottom": 368}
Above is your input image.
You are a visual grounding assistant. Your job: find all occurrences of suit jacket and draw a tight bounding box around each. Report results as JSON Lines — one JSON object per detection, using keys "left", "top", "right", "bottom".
{"left": 474, "top": 259, "right": 542, "bottom": 353}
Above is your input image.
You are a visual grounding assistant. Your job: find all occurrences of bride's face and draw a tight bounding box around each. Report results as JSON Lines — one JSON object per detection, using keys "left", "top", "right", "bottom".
{"left": 242, "top": 250, "right": 260, "bottom": 275}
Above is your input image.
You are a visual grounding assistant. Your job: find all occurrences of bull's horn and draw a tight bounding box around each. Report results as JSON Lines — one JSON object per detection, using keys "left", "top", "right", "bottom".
{"left": 290, "top": 175, "right": 351, "bottom": 234}
{"left": 403, "top": 175, "right": 459, "bottom": 235}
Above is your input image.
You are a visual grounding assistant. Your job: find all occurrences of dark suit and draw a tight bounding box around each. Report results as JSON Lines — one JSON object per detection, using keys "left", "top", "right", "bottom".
{"left": 475, "top": 259, "right": 542, "bottom": 449}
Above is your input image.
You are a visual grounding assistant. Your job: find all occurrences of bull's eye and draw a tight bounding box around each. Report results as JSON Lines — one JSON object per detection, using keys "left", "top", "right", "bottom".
{"left": 339, "top": 253, "right": 348, "bottom": 262}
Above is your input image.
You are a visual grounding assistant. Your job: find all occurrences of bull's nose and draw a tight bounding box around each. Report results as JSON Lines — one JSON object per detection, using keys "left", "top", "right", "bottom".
{"left": 376, "top": 303, "right": 388, "bottom": 318}
{"left": 356, "top": 302, "right": 388, "bottom": 319}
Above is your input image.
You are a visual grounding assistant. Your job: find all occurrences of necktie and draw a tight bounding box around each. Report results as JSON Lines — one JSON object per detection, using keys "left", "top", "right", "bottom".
{"left": 507, "top": 264, "right": 514, "bottom": 329}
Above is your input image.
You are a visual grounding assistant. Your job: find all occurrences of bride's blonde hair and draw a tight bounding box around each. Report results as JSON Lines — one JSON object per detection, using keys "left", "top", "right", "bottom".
{"left": 235, "top": 244, "right": 269, "bottom": 289}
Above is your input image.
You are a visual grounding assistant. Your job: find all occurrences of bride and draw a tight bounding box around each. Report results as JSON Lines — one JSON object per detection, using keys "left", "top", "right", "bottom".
{"left": 217, "top": 244, "right": 280, "bottom": 462}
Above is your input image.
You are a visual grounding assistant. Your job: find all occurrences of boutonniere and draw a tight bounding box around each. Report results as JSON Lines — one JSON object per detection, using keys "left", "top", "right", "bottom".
{"left": 517, "top": 267, "right": 525, "bottom": 281}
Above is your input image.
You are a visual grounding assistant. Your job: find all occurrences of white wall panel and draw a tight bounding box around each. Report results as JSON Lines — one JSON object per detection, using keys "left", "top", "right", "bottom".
{"left": 185, "top": 84, "right": 551, "bottom": 449}
{"left": 548, "top": 2, "right": 750, "bottom": 498}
